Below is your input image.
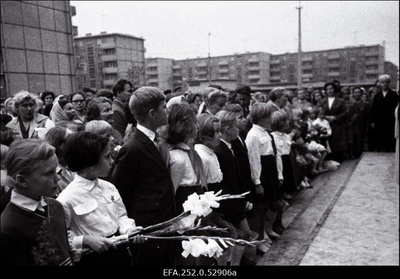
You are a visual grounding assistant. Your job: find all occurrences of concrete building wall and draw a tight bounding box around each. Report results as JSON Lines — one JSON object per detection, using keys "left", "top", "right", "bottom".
{"left": 1, "top": 0, "right": 76, "bottom": 98}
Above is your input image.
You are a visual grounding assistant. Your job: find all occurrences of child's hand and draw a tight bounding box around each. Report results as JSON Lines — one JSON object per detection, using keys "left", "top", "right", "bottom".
{"left": 127, "top": 226, "right": 144, "bottom": 236}
{"left": 130, "top": 235, "right": 148, "bottom": 244}
{"left": 83, "top": 235, "right": 115, "bottom": 254}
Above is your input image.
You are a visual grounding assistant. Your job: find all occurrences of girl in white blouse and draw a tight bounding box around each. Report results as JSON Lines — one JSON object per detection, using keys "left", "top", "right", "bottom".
{"left": 57, "top": 131, "right": 145, "bottom": 266}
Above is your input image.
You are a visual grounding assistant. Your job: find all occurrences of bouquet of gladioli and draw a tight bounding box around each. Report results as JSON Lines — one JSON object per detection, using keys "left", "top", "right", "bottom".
{"left": 126, "top": 190, "right": 266, "bottom": 258}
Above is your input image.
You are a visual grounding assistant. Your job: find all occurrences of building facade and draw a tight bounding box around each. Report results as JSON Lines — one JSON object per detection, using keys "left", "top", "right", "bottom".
{"left": 0, "top": 0, "right": 76, "bottom": 98}
{"left": 74, "top": 32, "right": 146, "bottom": 91}
{"left": 170, "top": 52, "right": 271, "bottom": 92}
{"left": 146, "top": 57, "right": 173, "bottom": 91}
{"left": 268, "top": 44, "right": 387, "bottom": 90}
{"left": 148, "top": 44, "right": 396, "bottom": 93}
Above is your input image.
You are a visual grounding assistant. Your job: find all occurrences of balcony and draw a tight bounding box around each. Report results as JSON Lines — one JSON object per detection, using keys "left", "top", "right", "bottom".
{"left": 302, "top": 73, "right": 313, "bottom": 79}
{"left": 302, "top": 56, "right": 313, "bottom": 62}
{"left": 365, "top": 51, "right": 380, "bottom": 57}
{"left": 172, "top": 64, "right": 181, "bottom": 69}
{"left": 103, "top": 80, "right": 115, "bottom": 86}
{"left": 328, "top": 53, "right": 340, "bottom": 59}
{"left": 270, "top": 76, "right": 281, "bottom": 81}
{"left": 218, "top": 60, "right": 229, "bottom": 65}
{"left": 146, "top": 63, "right": 158, "bottom": 68}
{"left": 102, "top": 55, "right": 117, "bottom": 62}
{"left": 248, "top": 74, "right": 260, "bottom": 79}
{"left": 197, "top": 62, "right": 207, "bottom": 68}
{"left": 172, "top": 72, "right": 182, "bottom": 77}
{"left": 270, "top": 59, "right": 280, "bottom": 65}
{"left": 302, "top": 64, "right": 313, "bottom": 70}
{"left": 248, "top": 65, "right": 260, "bottom": 71}
{"left": 327, "top": 72, "right": 340, "bottom": 77}
{"left": 147, "top": 78, "right": 159, "bottom": 83}
{"left": 218, "top": 68, "right": 229, "bottom": 73}
{"left": 365, "top": 69, "right": 379, "bottom": 75}
{"left": 248, "top": 57, "right": 260, "bottom": 63}
{"left": 103, "top": 67, "right": 118, "bottom": 74}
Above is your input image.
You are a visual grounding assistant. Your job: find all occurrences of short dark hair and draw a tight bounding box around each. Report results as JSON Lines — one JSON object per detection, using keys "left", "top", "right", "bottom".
{"left": 323, "top": 82, "right": 339, "bottom": 93}
{"left": 96, "top": 89, "right": 114, "bottom": 101}
{"left": 64, "top": 131, "right": 110, "bottom": 172}
{"left": 236, "top": 85, "right": 251, "bottom": 96}
{"left": 112, "top": 79, "right": 133, "bottom": 97}
{"left": 40, "top": 91, "right": 55, "bottom": 102}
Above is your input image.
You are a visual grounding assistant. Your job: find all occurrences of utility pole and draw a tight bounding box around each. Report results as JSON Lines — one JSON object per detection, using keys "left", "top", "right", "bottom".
{"left": 208, "top": 32, "right": 212, "bottom": 84}
{"left": 296, "top": 2, "right": 303, "bottom": 89}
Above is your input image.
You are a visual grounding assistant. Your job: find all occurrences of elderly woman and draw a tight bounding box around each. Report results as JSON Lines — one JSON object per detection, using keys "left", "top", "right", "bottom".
{"left": 50, "top": 96, "right": 76, "bottom": 124}
{"left": 5, "top": 91, "right": 54, "bottom": 140}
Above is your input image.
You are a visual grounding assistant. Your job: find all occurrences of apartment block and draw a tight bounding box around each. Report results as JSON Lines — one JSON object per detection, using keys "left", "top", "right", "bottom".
{"left": 170, "top": 52, "right": 271, "bottom": 92}
{"left": 269, "top": 44, "right": 387, "bottom": 89}
{"left": 1, "top": 0, "right": 76, "bottom": 98}
{"left": 74, "top": 32, "right": 146, "bottom": 91}
{"left": 146, "top": 57, "right": 173, "bottom": 91}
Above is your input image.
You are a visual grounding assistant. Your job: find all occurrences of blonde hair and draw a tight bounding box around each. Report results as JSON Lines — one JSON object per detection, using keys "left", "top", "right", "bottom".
{"left": 84, "top": 120, "right": 114, "bottom": 137}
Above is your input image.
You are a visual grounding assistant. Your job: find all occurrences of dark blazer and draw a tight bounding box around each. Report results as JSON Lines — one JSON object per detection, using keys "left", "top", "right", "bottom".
{"left": 231, "top": 136, "right": 255, "bottom": 202}
{"left": 111, "top": 128, "right": 176, "bottom": 265}
{"left": 370, "top": 89, "right": 398, "bottom": 152}
{"left": 111, "top": 128, "right": 176, "bottom": 227}
{"left": 213, "top": 140, "right": 246, "bottom": 225}
{"left": 319, "top": 97, "right": 347, "bottom": 154}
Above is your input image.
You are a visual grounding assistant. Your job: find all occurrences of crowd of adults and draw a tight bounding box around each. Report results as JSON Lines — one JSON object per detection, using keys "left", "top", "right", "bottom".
{"left": 0, "top": 74, "right": 398, "bottom": 266}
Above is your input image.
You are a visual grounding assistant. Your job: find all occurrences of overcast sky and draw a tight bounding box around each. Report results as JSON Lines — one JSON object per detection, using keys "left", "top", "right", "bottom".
{"left": 71, "top": 1, "right": 399, "bottom": 66}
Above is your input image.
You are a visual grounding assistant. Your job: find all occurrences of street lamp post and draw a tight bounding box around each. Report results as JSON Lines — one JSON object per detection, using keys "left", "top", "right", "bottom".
{"left": 208, "top": 32, "right": 211, "bottom": 84}
{"left": 296, "top": 2, "right": 303, "bottom": 89}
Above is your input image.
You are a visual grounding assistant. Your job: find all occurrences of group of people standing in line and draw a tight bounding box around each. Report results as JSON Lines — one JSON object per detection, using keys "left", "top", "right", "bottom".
{"left": 0, "top": 73, "right": 398, "bottom": 266}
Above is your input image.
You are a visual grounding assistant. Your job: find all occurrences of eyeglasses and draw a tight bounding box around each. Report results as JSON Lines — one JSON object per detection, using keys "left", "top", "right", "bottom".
{"left": 72, "top": 99, "right": 85, "bottom": 103}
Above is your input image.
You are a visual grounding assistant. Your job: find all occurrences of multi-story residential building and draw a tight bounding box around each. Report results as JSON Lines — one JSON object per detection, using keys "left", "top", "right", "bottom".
{"left": 268, "top": 44, "right": 387, "bottom": 90}
{"left": 1, "top": 0, "right": 76, "bottom": 98}
{"left": 146, "top": 57, "right": 173, "bottom": 91}
{"left": 155, "top": 44, "right": 396, "bottom": 93}
{"left": 74, "top": 32, "right": 146, "bottom": 91}
{"left": 170, "top": 52, "right": 271, "bottom": 92}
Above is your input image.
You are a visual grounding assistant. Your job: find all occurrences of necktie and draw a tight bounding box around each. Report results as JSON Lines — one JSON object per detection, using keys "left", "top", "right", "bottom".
{"left": 186, "top": 148, "right": 207, "bottom": 190}
{"left": 269, "top": 132, "right": 277, "bottom": 156}
{"left": 155, "top": 133, "right": 169, "bottom": 167}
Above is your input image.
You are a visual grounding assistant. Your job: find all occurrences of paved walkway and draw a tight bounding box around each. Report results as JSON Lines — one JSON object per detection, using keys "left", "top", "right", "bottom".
{"left": 300, "top": 152, "right": 399, "bottom": 265}
{"left": 257, "top": 152, "right": 399, "bottom": 266}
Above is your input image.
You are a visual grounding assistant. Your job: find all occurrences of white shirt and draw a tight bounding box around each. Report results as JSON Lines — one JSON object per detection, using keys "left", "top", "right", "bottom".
{"left": 56, "top": 174, "right": 135, "bottom": 256}
{"left": 194, "top": 144, "right": 223, "bottom": 184}
{"left": 10, "top": 190, "right": 47, "bottom": 213}
{"left": 271, "top": 131, "right": 292, "bottom": 180}
{"left": 169, "top": 142, "right": 199, "bottom": 192}
{"left": 136, "top": 123, "right": 156, "bottom": 143}
{"left": 245, "top": 124, "right": 275, "bottom": 185}
{"left": 328, "top": 97, "right": 335, "bottom": 110}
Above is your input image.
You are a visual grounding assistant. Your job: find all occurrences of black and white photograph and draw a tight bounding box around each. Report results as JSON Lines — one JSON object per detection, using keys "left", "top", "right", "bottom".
{"left": 0, "top": 0, "right": 398, "bottom": 273}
